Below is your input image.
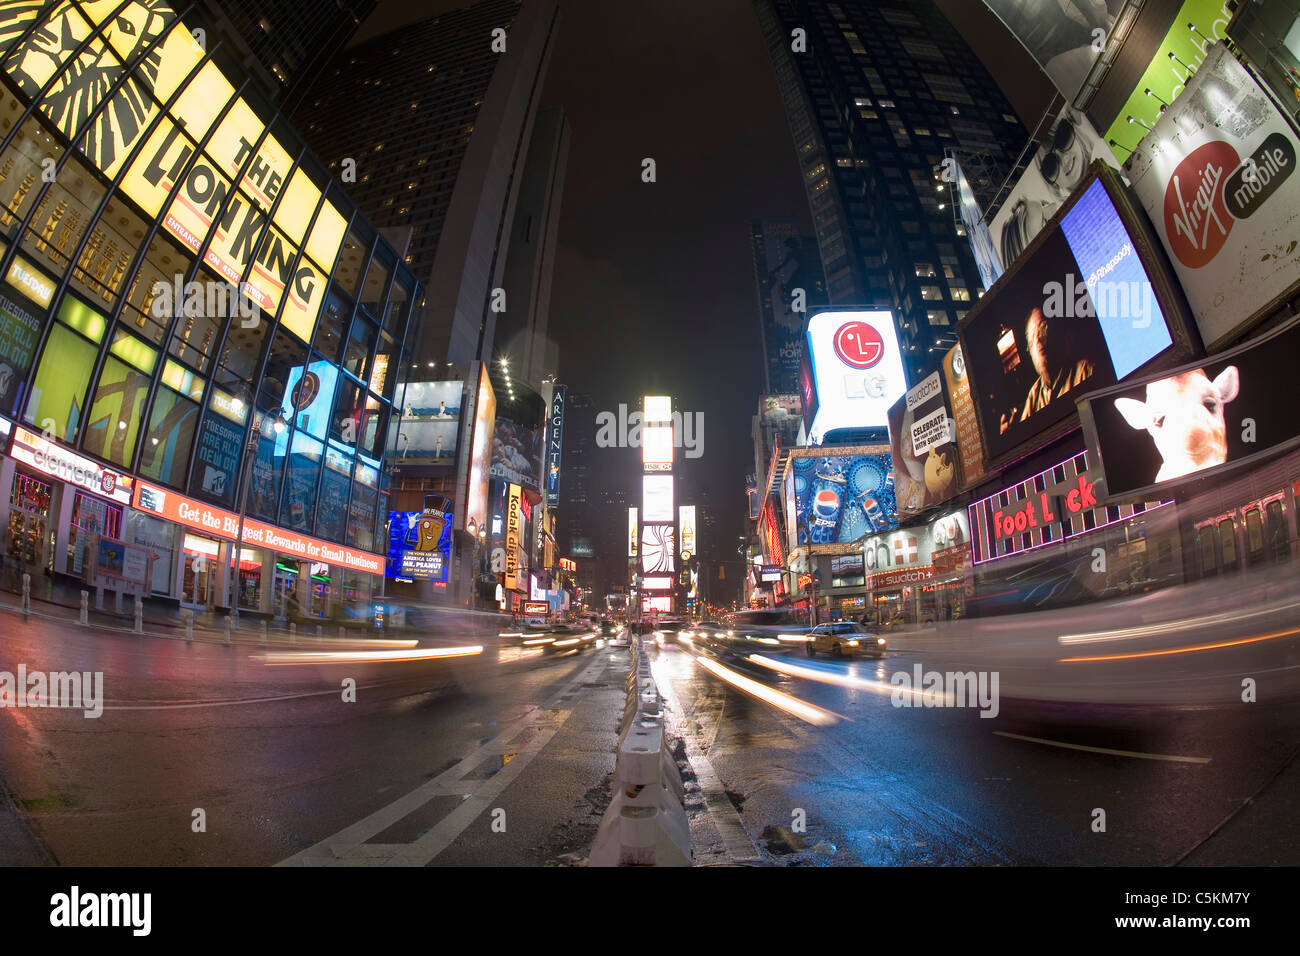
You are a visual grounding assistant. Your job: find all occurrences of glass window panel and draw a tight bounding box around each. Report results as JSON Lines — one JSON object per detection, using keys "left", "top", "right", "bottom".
{"left": 281, "top": 429, "right": 322, "bottom": 531}
{"left": 360, "top": 393, "right": 385, "bottom": 459}
{"left": 332, "top": 227, "right": 367, "bottom": 298}
{"left": 213, "top": 308, "right": 269, "bottom": 396}
{"left": 188, "top": 386, "right": 249, "bottom": 506}
{"left": 347, "top": 483, "right": 376, "bottom": 551}
{"left": 202, "top": 187, "right": 266, "bottom": 289}
{"left": 167, "top": 269, "right": 229, "bottom": 373}
{"left": 84, "top": 355, "right": 151, "bottom": 467}
{"left": 19, "top": 152, "right": 105, "bottom": 276}
{"left": 155, "top": 143, "right": 230, "bottom": 255}
{"left": 23, "top": 321, "right": 97, "bottom": 440}
{"left": 160, "top": 358, "right": 203, "bottom": 400}
{"left": 286, "top": 353, "right": 338, "bottom": 441}
{"left": 312, "top": 288, "right": 350, "bottom": 362}
{"left": 343, "top": 312, "right": 376, "bottom": 381}
{"left": 246, "top": 408, "right": 285, "bottom": 522}
{"left": 259, "top": 327, "right": 306, "bottom": 412}
{"left": 237, "top": 130, "right": 292, "bottom": 215}
{"left": 305, "top": 196, "right": 346, "bottom": 273}
{"left": 68, "top": 193, "right": 148, "bottom": 310}
{"left": 316, "top": 443, "right": 351, "bottom": 542}
{"left": 276, "top": 166, "right": 320, "bottom": 245}
{"left": 330, "top": 376, "right": 363, "bottom": 449}
{"left": 0, "top": 288, "right": 44, "bottom": 416}
{"left": 119, "top": 240, "right": 182, "bottom": 345}
{"left": 385, "top": 274, "right": 410, "bottom": 335}
{"left": 138, "top": 384, "right": 199, "bottom": 487}
{"left": 0, "top": 110, "right": 67, "bottom": 241}
{"left": 360, "top": 250, "right": 391, "bottom": 317}
{"left": 244, "top": 225, "right": 295, "bottom": 317}
{"left": 370, "top": 332, "right": 395, "bottom": 399}
{"left": 107, "top": 325, "right": 158, "bottom": 374}
{"left": 205, "top": 97, "right": 265, "bottom": 183}
{"left": 169, "top": 59, "right": 234, "bottom": 142}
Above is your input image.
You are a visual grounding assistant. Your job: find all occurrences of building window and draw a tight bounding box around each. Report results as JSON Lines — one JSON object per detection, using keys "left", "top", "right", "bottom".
{"left": 914, "top": 263, "right": 936, "bottom": 278}
{"left": 926, "top": 310, "right": 950, "bottom": 326}
{"left": 920, "top": 285, "right": 943, "bottom": 301}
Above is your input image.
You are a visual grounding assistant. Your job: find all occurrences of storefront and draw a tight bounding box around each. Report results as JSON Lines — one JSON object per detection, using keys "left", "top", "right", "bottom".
{"left": 1179, "top": 453, "right": 1300, "bottom": 580}
{"left": 965, "top": 446, "right": 1180, "bottom": 615}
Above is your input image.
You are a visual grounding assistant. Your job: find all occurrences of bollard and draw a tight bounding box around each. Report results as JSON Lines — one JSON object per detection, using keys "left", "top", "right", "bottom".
{"left": 134, "top": 596, "right": 143, "bottom": 634}
{"left": 224, "top": 615, "right": 233, "bottom": 645}
{"left": 260, "top": 619, "right": 268, "bottom": 645}
{"left": 316, "top": 625, "right": 323, "bottom": 639}
{"left": 21, "top": 573, "right": 30, "bottom": 621}
{"left": 338, "top": 626, "right": 345, "bottom": 639}
{"left": 184, "top": 609, "right": 194, "bottom": 643}
{"left": 79, "top": 590, "right": 89, "bottom": 626}
{"left": 289, "top": 622, "right": 297, "bottom": 645}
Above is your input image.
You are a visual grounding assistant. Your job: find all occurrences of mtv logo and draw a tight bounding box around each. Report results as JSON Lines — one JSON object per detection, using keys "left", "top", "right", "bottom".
{"left": 203, "top": 466, "right": 227, "bottom": 495}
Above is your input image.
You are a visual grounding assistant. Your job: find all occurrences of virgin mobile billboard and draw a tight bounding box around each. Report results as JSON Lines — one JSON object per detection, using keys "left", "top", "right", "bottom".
{"left": 1079, "top": 315, "right": 1300, "bottom": 502}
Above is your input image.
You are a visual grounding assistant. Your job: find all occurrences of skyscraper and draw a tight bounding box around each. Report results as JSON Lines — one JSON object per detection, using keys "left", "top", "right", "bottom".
{"left": 498, "top": 106, "right": 570, "bottom": 391}
{"left": 754, "top": 0, "right": 1029, "bottom": 384}
{"left": 196, "top": 0, "right": 376, "bottom": 113}
{"left": 293, "top": 0, "right": 560, "bottom": 365}
{"left": 751, "top": 218, "right": 826, "bottom": 396}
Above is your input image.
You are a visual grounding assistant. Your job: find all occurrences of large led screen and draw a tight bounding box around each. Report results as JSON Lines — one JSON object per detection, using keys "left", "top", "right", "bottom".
{"left": 787, "top": 449, "right": 897, "bottom": 552}
{"left": 465, "top": 366, "right": 495, "bottom": 533}
{"left": 888, "top": 372, "right": 959, "bottom": 517}
{"left": 386, "top": 503, "right": 452, "bottom": 587}
{"left": 958, "top": 168, "right": 1181, "bottom": 466}
{"left": 642, "top": 474, "right": 673, "bottom": 522}
{"left": 397, "top": 381, "right": 462, "bottom": 464}
{"left": 491, "top": 417, "right": 543, "bottom": 489}
{"left": 1080, "top": 316, "right": 1300, "bottom": 501}
{"left": 803, "top": 310, "right": 906, "bottom": 444}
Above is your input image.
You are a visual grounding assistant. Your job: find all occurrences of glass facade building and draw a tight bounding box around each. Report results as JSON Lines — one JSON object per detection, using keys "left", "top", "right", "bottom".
{"left": 0, "top": 1, "right": 418, "bottom": 617}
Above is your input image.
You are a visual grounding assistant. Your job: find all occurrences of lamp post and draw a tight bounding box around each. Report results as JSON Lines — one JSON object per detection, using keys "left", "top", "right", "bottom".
{"left": 466, "top": 517, "right": 488, "bottom": 609}
{"left": 228, "top": 406, "right": 287, "bottom": 630}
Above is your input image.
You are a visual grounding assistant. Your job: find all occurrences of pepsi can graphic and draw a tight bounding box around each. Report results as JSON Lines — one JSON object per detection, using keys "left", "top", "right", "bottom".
{"left": 883, "top": 472, "right": 895, "bottom": 500}
{"left": 860, "top": 496, "right": 887, "bottom": 531}
{"left": 809, "top": 487, "right": 841, "bottom": 544}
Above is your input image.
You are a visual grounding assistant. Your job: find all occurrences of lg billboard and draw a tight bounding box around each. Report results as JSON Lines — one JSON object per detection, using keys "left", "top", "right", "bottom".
{"left": 803, "top": 310, "right": 906, "bottom": 445}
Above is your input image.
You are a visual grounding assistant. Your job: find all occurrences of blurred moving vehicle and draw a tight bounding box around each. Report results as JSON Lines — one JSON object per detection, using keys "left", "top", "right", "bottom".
{"left": 805, "top": 621, "right": 887, "bottom": 659}
{"left": 600, "top": 620, "right": 629, "bottom": 645}
{"left": 543, "top": 623, "right": 598, "bottom": 654}
{"left": 721, "top": 608, "right": 808, "bottom": 655}
{"left": 653, "top": 620, "right": 687, "bottom": 645}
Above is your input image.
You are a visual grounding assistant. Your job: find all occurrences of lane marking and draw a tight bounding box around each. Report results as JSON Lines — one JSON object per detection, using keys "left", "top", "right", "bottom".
{"left": 1059, "top": 627, "right": 1300, "bottom": 662}
{"left": 1059, "top": 600, "right": 1300, "bottom": 645}
{"left": 277, "top": 650, "right": 612, "bottom": 866}
{"left": 993, "top": 731, "right": 1211, "bottom": 764}
{"left": 102, "top": 680, "right": 411, "bottom": 711}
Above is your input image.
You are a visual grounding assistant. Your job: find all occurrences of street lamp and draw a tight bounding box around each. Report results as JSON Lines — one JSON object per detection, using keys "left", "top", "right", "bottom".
{"left": 466, "top": 517, "right": 488, "bottom": 608}
{"left": 229, "top": 407, "right": 288, "bottom": 630}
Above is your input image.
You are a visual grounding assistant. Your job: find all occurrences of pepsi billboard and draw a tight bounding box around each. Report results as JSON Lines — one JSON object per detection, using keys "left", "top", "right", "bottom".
{"left": 787, "top": 446, "right": 897, "bottom": 554}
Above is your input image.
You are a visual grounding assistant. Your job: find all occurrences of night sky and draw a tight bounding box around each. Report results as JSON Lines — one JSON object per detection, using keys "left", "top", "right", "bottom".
{"left": 357, "top": 0, "right": 1045, "bottom": 568}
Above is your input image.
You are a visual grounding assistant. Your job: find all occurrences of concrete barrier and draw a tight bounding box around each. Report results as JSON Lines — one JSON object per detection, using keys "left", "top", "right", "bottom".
{"left": 589, "top": 636, "right": 691, "bottom": 866}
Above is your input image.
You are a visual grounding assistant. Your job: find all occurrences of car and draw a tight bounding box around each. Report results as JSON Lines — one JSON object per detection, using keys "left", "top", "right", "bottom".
{"left": 653, "top": 620, "right": 686, "bottom": 644}
{"left": 543, "top": 623, "right": 598, "bottom": 653}
{"left": 805, "top": 621, "right": 887, "bottom": 659}
{"left": 721, "top": 608, "right": 809, "bottom": 655}
{"left": 599, "top": 620, "right": 627, "bottom": 645}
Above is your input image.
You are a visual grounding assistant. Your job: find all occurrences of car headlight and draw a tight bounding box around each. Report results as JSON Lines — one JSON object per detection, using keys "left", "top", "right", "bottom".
{"left": 846, "top": 639, "right": 859, "bottom": 647}
{"left": 877, "top": 638, "right": 886, "bottom": 645}
{"left": 726, "top": 630, "right": 734, "bottom": 636}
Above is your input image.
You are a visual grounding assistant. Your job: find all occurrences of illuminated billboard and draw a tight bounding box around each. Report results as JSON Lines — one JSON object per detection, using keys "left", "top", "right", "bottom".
{"left": 788, "top": 446, "right": 896, "bottom": 553}
{"left": 803, "top": 310, "right": 906, "bottom": 443}
{"left": 990, "top": 106, "right": 1120, "bottom": 269}
{"left": 546, "top": 385, "right": 565, "bottom": 507}
{"left": 941, "top": 345, "right": 985, "bottom": 488}
{"left": 958, "top": 167, "right": 1189, "bottom": 468}
{"left": 397, "top": 381, "right": 461, "bottom": 464}
{"left": 505, "top": 483, "right": 523, "bottom": 591}
{"left": 967, "top": 449, "right": 1171, "bottom": 565}
{"left": 628, "top": 506, "right": 639, "bottom": 557}
{"left": 642, "top": 474, "right": 673, "bottom": 522}
{"left": 888, "top": 373, "right": 959, "bottom": 517}
{"left": 679, "top": 505, "right": 696, "bottom": 559}
{"left": 641, "top": 524, "right": 676, "bottom": 574}
{"left": 386, "top": 502, "right": 453, "bottom": 587}
{"left": 1122, "top": 43, "right": 1300, "bottom": 351}
{"left": 491, "top": 417, "right": 543, "bottom": 489}
{"left": 1080, "top": 317, "right": 1300, "bottom": 501}
{"left": 465, "top": 365, "right": 496, "bottom": 532}
{"left": 644, "top": 395, "right": 671, "bottom": 423}
{"left": 0, "top": 0, "right": 343, "bottom": 340}
{"left": 642, "top": 424, "right": 674, "bottom": 471}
